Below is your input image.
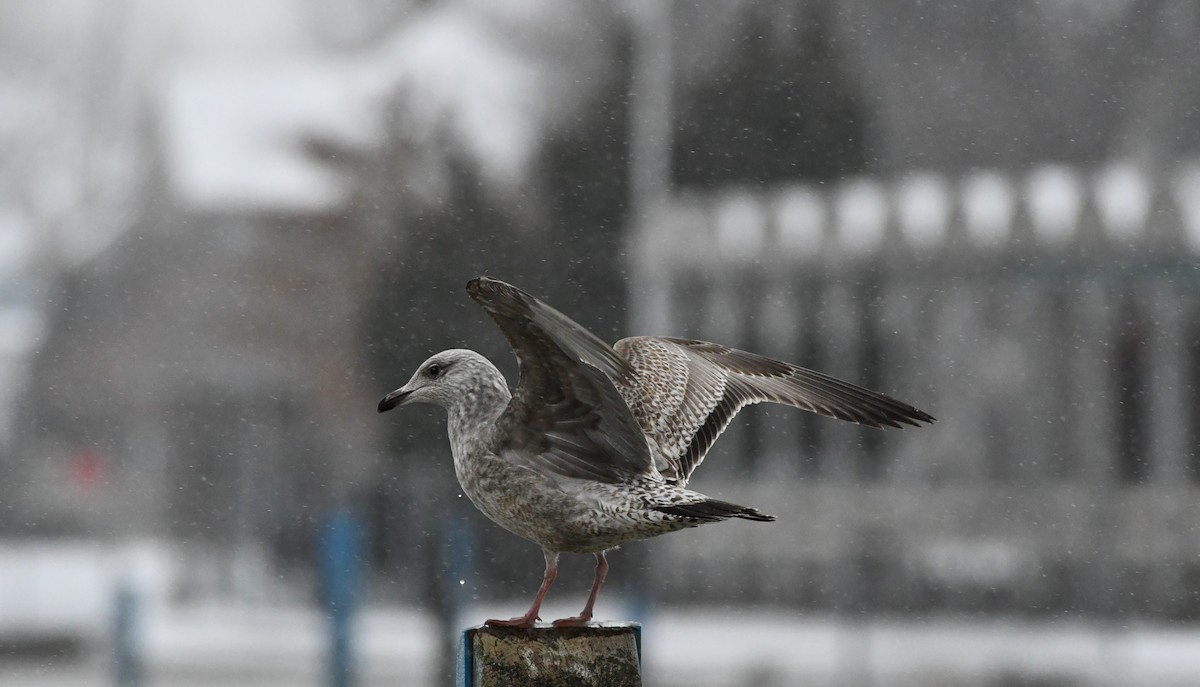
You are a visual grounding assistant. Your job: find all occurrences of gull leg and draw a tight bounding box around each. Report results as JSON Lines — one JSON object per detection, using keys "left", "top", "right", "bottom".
{"left": 485, "top": 550, "right": 558, "bottom": 629}
{"left": 552, "top": 550, "right": 609, "bottom": 627}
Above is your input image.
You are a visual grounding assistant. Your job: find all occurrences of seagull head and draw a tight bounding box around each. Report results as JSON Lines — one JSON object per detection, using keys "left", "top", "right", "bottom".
{"left": 377, "top": 349, "right": 506, "bottom": 413}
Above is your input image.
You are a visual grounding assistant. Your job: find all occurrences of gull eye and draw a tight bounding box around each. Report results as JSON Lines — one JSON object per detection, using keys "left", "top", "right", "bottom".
{"left": 426, "top": 363, "right": 443, "bottom": 378}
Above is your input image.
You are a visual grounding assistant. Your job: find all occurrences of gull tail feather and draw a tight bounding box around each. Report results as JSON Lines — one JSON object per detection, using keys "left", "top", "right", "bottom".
{"left": 654, "top": 498, "right": 776, "bottom": 523}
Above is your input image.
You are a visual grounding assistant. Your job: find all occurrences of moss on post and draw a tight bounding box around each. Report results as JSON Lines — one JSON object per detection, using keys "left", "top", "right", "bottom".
{"left": 460, "top": 623, "right": 642, "bottom": 687}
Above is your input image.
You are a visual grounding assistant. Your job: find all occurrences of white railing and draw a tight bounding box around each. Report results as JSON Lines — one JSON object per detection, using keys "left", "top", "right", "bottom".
{"left": 633, "top": 162, "right": 1200, "bottom": 273}
{"left": 629, "top": 162, "right": 1200, "bottom": 616}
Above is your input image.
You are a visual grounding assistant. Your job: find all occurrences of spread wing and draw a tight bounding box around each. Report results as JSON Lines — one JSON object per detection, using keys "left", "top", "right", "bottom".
{"left": 613, "top": 336, "right": 936, "bottom": 485}
{"left": 466, "top": 277, "right": 653, "bottom": 484}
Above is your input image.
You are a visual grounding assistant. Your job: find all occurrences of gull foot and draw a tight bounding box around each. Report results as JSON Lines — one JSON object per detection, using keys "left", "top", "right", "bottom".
{"left": 550, "top": 614, "right": 593, "bottom": 627}
{"left": 484, "top": 615, "right": 539, "bottom": 629}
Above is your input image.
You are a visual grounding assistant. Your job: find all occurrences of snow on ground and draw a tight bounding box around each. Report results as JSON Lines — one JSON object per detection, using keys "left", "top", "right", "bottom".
{"left": 6, "top": 602, "right": 1200, "bottom": 687}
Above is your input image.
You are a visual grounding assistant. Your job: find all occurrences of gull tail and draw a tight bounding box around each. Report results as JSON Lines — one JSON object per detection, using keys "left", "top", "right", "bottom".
{"left": 654, "top": 498, "right": 776, "bottom": 523}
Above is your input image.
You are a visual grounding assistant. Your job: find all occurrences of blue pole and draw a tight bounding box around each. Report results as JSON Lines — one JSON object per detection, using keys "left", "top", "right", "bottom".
{"left": 441, "top": 515, "right": 475, "bottom": 625}
{"left": 444, "top": 515, "right": 475, "bottom": 687}
{"left": 320, "top": 508, "right": 362, "bottom": 687}
{"left": 113, "top": 579, "right": 141, "bottom": 687}
{"left": 455, "top": 628, "right": 472, "bottom": 687}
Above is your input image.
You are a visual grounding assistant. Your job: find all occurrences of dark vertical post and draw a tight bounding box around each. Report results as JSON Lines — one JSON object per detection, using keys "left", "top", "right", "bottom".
{"left": 1142, "top": 280, "right": 1188, "bottom": 482}
{"left": 1071, "top": 278, "right": 1119, "bottom": 616}
{"left": 320, "top": 508, "right": 362, "bottom": 687}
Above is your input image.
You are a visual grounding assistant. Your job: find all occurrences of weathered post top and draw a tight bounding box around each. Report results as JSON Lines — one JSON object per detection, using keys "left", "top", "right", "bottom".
{"left": 458, "top": 623, "right": 642, "bottom": 687}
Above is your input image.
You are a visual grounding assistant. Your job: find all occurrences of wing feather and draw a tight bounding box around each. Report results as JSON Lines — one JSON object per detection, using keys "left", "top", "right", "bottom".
{"left": 466, "top": 277, "right": 653, "bottom": 483}
{"left": 614, "top": 336, "right": 935, "bottom": 484}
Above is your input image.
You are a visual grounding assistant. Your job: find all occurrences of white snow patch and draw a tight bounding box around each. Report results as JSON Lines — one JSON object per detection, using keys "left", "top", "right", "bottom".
{"left": 0, "top": 540, "right": 173, "bottom": 639}
{"left": 379, "top": 9, "right": 545, "bottom": 196}
{"left": 641, "top": 610, "right": 1200, "bottom": 687}
{"left": 160, "top": 57, "right": 389, "bottom": 214}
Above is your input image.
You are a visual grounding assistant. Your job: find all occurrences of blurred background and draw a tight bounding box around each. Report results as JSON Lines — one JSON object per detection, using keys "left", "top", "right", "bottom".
{"left": 2, "top": 0, "right": 1199, "bottom": 685}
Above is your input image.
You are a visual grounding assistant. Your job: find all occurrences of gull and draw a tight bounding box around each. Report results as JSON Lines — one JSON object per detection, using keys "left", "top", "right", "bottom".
{"left": 378, "top": 277, "right": 934, "bottom": 628}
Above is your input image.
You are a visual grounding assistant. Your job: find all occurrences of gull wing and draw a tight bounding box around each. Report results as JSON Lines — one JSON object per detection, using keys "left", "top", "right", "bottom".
{"left": 466, "top": 277, "right": 653, "bottom": 483}
{"left": 613, "top": 336, "right": 936, "bottom": 485}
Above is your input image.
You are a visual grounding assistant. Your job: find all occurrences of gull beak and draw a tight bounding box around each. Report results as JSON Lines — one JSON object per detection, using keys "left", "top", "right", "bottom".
{"left": 377, "top": 387, "right": 412, "bottom": 413}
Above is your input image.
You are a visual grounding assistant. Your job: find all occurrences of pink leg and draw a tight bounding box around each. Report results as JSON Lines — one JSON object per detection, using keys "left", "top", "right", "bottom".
{"left": 552, "top": 551, "right": 609, "bottom": 627}
{"left": 485, "top": 550, "right": 559, "bottom": 629}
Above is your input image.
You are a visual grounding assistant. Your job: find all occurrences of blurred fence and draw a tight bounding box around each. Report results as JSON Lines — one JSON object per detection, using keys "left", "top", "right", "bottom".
{"left": 629, "top": 161, "right": 1200, "bottom": 618}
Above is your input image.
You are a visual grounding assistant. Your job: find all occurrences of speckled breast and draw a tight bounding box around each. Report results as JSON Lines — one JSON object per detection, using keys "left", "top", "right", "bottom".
{"left": 456, "top": 456, "right": 696, "bottom": 554}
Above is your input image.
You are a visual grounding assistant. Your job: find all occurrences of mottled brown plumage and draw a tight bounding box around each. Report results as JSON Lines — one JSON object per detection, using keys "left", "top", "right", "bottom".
{"left": 378, "top": 277, "right": 935, "bottom": 628}
{"left": 613, "top": 336, "right": 934, "bottom": 484}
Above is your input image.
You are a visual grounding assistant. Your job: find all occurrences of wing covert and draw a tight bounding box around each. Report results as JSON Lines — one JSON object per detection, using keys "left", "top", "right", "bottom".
{"left": 466, "top": 277, "right": 653, "bottom": 483}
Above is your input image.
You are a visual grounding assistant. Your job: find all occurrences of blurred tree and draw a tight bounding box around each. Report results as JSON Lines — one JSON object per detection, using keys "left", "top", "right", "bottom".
{"left": 673, "top": 1, "right": 869, "bottom": 185}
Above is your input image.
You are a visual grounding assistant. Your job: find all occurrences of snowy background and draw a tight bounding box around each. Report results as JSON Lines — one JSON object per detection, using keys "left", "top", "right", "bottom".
{"left": 2, "top": 0, "right": 1199, "bottom": 685}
